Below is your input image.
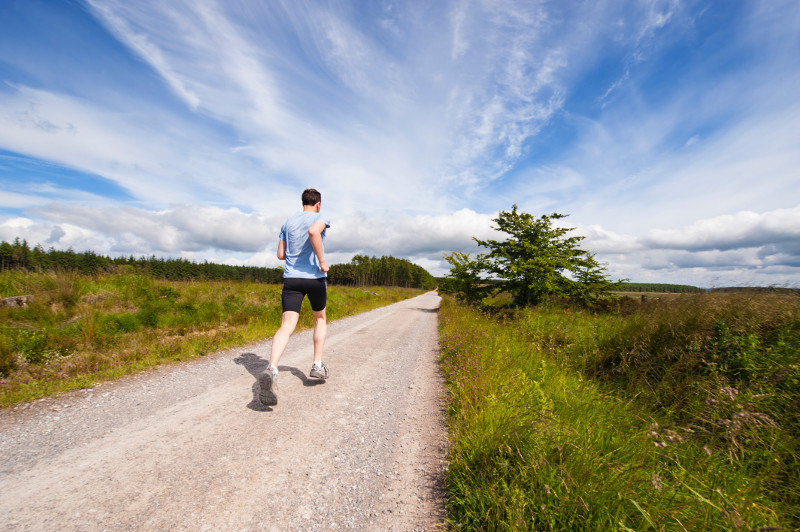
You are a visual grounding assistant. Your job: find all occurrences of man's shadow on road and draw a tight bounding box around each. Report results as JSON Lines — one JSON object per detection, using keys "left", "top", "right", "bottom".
{"left": 233, "top": 352, "right": 326, "bottom": 412}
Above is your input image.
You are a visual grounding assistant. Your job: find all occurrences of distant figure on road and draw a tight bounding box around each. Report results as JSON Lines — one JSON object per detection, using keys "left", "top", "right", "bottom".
{"left": 259, "top": 188, "right": 331, "bottom": 406}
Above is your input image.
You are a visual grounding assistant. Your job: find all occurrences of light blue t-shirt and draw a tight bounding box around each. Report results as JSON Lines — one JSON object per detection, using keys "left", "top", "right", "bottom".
{"left": 279, "top": 211, "right": 330, "bottom": 279}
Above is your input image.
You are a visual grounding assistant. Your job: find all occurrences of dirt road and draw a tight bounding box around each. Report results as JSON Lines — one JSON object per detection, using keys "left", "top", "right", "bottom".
{"left": 0, "top": 291, "right": 447, "bottom": 531}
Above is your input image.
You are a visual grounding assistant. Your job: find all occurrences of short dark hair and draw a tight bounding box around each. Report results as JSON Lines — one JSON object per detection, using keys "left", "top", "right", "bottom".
{"left": 302, "top": 188, "right": 321, "bottom": 206}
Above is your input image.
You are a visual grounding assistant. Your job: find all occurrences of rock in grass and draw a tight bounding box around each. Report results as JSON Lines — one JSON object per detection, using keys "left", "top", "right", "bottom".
{"left": 1, "top": 295, "right": 34, "bottom": 308}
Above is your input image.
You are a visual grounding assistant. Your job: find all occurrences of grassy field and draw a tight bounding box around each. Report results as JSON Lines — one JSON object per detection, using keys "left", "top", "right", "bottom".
{"left": 439, "top": 291, "right": 799, "bottom": 530}
{"left": 612, "top": 291, "right": 697, "bottom": 299}
{"left": 0, "top": 270, "right": 424, "bottom": 407}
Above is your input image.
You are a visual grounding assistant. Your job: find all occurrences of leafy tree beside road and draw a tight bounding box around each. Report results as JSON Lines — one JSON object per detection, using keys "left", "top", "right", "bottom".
{"left": 442, "top": 205, "right": 622, "bottom": 306}
{"left": 437, "top": 251, "right": 492, "bottom": 305}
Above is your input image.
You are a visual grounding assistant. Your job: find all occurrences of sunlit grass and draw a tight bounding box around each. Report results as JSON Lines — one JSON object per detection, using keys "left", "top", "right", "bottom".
{"left": 0, "top": 271, "right": 423, "bottom": 406}
{"left": 439, "top": 294, "right": 798, "bottom": 530}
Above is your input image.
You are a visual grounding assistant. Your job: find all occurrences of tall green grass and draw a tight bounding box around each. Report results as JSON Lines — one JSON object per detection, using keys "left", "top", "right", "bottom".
{"left": 1, "top": 270, "right": 423, "bottom": 406}
{"left": 439, "top": 292, "right": 799, "bottom": 530}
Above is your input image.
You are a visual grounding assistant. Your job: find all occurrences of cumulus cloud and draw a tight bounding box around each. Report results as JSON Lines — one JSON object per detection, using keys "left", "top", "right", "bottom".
{"left": 5, "top": 200, "right": 800, "bottom": 285}
{"left": 24, "top": 204, "right": 281, "bottom": 254}
{"left": 577, "top": 224, "right": 642, "bottom": 254}
{"left": 0, "top": 217, "right": 106, "bottom": 254}
{"left": 328, "top": 208, "right": 499, "bottom": 257}
{"left": 645, "top": 205, "right": 800, "bottom": 253}
{"left": 0, "top": 206, "right": 500, "bottom": 276}
{"left": 583, "top": 205, "right": 800, "bottom": 286}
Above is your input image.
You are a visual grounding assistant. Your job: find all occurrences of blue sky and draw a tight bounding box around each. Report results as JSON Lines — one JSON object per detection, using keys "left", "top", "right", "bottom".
{"left": 1, "top": 0, "right": 798, "bottom": 286}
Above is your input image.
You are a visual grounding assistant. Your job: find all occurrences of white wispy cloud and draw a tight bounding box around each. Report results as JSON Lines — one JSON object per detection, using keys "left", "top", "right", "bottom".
{"left": 0, "top": 190, "right": 53, "bottom": 209}
{"left": 86, "top": 0, "right": 202, "bottom": 110}
{"left": 80, "top": 0, "right": 448, "bottom": 214}
{"left": 0, "top": 85, "right": 254, "bottom": 205}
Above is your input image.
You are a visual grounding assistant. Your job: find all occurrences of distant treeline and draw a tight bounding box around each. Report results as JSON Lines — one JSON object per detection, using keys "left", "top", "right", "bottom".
{"left": 618, "top": 283, "right": 705, "bottom": 293}
{"left": 328, "top": 254, "right": 437, "bottom": 289}
{"left": 0, "top": 238, "right": 436, "bottom": 289}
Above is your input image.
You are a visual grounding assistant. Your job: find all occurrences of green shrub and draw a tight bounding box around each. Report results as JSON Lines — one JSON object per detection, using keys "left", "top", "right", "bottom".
{"left": 10, "top": 329, "right": 48, "bottom": 364}
{"left": 99, "top": 312, "right": 141, "bottom": 335}
{"left": 135, "top": 305, "right": 161, "bottom": 328}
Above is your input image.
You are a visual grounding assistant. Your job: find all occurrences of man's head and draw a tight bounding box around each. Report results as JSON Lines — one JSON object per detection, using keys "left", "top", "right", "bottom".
{"left": 302, "top": 188, "right": 322, "bottom": 207}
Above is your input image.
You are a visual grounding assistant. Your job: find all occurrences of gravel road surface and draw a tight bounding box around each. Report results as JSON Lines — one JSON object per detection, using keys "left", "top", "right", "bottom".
{"left": 0, "top": 291, "right": 447, "bottom": 531}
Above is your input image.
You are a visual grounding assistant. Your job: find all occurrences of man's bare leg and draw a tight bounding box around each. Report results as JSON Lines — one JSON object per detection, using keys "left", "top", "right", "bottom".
{"left": 312, "top": 308, "right": 327, "bottom": 364}
{"left": 309, "top": 308, "right": 329, "bottom": 379}
{"left": 259, "top": 311, "right": 299, "bottom": 406}
{"left": 269, "top": 311, "right": 300, "bottom": 368}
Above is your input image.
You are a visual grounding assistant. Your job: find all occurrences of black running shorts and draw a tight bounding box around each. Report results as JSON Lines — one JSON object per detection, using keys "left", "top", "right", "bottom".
{"left": 281, "top": 277, "right": 327, "bottom": 313}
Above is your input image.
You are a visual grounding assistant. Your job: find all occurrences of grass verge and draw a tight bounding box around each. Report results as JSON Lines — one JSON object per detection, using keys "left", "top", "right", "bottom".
{"left": 439, "top": 293, "right": 798, "bottom": 530}
{"left": 1, "top": 270, "right": 424, "bottom": 406}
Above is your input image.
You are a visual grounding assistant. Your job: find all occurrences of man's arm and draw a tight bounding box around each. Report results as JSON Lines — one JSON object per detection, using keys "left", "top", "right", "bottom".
{"left": 308, "top": 220, "right": 329, "bottom": 273}
{"left": 277, "top": 240, "right": 286, "bottom": 261}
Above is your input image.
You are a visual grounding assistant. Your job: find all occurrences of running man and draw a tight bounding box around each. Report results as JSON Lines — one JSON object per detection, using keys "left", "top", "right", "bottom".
{"left": 259, "top": 188, "right": 330, "bottom": 406}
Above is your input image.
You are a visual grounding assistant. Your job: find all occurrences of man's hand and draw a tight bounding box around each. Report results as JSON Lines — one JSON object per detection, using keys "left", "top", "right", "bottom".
{"left": 318, "top": 260, "right": 330, "bottom": 273}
